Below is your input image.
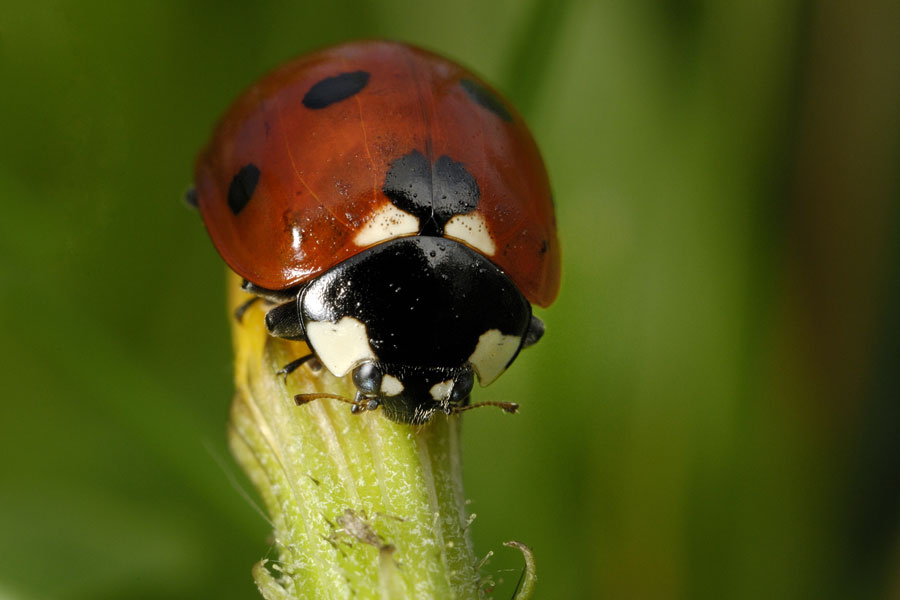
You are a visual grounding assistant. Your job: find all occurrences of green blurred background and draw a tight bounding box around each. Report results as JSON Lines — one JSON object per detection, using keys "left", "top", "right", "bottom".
{"left": 2, "top": 1, "right": 898, "bottom": 598}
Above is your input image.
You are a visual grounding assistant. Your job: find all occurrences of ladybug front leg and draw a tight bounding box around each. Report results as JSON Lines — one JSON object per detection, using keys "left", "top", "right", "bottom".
{"left": 233, "top": 297, "right": 261, "bottom": 322}
{"left": 265, "top": 301, "right": 306, "bottom": 341}
{"left": 276, "top": 353, "right": 317, "bottom": 381}
{"left": 235, "top": 280, "right": 303, "bottom": 324}
{"left": 264, "top": 301, "right": 322, "bottom": 381}
{"left": 522, "top": 315, "right": 545, "bottom": 348}
{"left": 241, "top": 280, "right": 299, "bottom": 303}
{"left": 236, "top": 279, "right": 306, "bottom": 340}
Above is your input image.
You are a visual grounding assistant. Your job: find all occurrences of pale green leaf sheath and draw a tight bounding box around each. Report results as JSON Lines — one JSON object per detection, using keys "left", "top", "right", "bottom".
{"left": 225, "top": 274, "right": 513, "bottom": 599}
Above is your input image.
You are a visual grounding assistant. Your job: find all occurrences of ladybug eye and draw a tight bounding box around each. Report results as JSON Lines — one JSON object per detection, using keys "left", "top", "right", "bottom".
{"left": 449, "top": 367, "right": 475, "bottom": 405}
{"left": 352, "top": 362, "right": 382, "bottom": 394}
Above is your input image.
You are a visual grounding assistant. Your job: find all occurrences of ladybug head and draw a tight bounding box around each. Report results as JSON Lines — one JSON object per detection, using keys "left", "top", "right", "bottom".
{"left": 351, "top": 362, "right": 476, "bottom": 424}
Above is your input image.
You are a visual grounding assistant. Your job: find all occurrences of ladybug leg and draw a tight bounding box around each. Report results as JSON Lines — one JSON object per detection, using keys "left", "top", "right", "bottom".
{"left": 184, "top": 187, "right": 198, "bottom": 209}
{"left": 522, "top": 315, "right": 545, "bottom": 348}
{"left": 241, "top": 280, "right": 299, "bottom": 303}
{"left": 277, "top": 354, "right": 316, "bottom": 381}
{"left": 234, "top": 297, "right": 260, "bottom": 322}
{"left": 236, "top": 280, "right": 303, "bottom": 324}
{"left": 265, "top": 301, "right": 306, "bottom": 341}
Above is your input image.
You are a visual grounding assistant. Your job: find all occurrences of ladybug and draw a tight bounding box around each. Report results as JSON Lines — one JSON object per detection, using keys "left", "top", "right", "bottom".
{"left": 192, "top": 40, "right": 560, "bottom": 424}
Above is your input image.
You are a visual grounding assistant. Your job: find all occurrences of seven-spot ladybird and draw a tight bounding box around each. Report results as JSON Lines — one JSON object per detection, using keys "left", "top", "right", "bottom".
{"left": 193, "top": 40, "right": 560, "bottom": 424}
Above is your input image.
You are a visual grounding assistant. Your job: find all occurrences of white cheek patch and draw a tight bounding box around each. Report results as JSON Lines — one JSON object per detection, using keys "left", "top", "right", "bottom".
{"left": 444, "top": 212, "right": 496, "bottom": 256}
{"left": 305, "top": 316, "right": 376, "bottom": 377}
{"left": 429, "top": 379, "right": 454, "bottom": 401}
{"left": 468, "top": 329, "right": 521, "bottom": 386}
{"left": 380, "top": 374, "right": 404, "bottom": 396}
{"left": 353, "top": 203, "right": 419, "bottom": 247}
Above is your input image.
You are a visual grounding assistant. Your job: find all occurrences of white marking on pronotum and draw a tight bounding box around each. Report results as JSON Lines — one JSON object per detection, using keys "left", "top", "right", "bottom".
{"left": 429, "top": 379, "right": 454, "bottom": 401}
{"left": 444, "top": 212, "right": 496, "bottom": 255}
{"left": 468, "top": 329, "right": 521, "bottom": 386}
{"left": 305, "top": 317, "right": 376, "bottom": 377}
{"left": 380, "top": 374, "right": 404, "bottom": 396}
{"left": 353, "top": 203, "right": 419, "bottom": 246}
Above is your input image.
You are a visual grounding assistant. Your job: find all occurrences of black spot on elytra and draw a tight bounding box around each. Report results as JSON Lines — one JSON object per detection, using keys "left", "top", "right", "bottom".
{"left": 228, "top": 164, "right": 260, "bottom": 215}
{"left": 540, "top": 239, "right": 549, "bottom": 254}
{"left": 460, "top": 79, "right": 512, "bottom": 122}
{"left": 303, "top": 71, "right": 370, "bottom": 109}
{"left": 383, "top": 150, "right": 479, "bottom": 235}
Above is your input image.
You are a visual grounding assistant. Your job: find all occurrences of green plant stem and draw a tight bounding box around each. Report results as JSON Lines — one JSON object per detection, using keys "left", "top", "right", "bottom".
{"left": 225, "top": 280, "right": 493, "bottom": 599}
{"left": 504, "top": 542, "right": 537, "bottom": 600}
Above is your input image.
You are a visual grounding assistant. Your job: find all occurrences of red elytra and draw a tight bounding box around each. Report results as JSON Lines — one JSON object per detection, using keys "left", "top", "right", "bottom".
{"left": 194, "top": 40, "right": 560, "bottom": 307}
